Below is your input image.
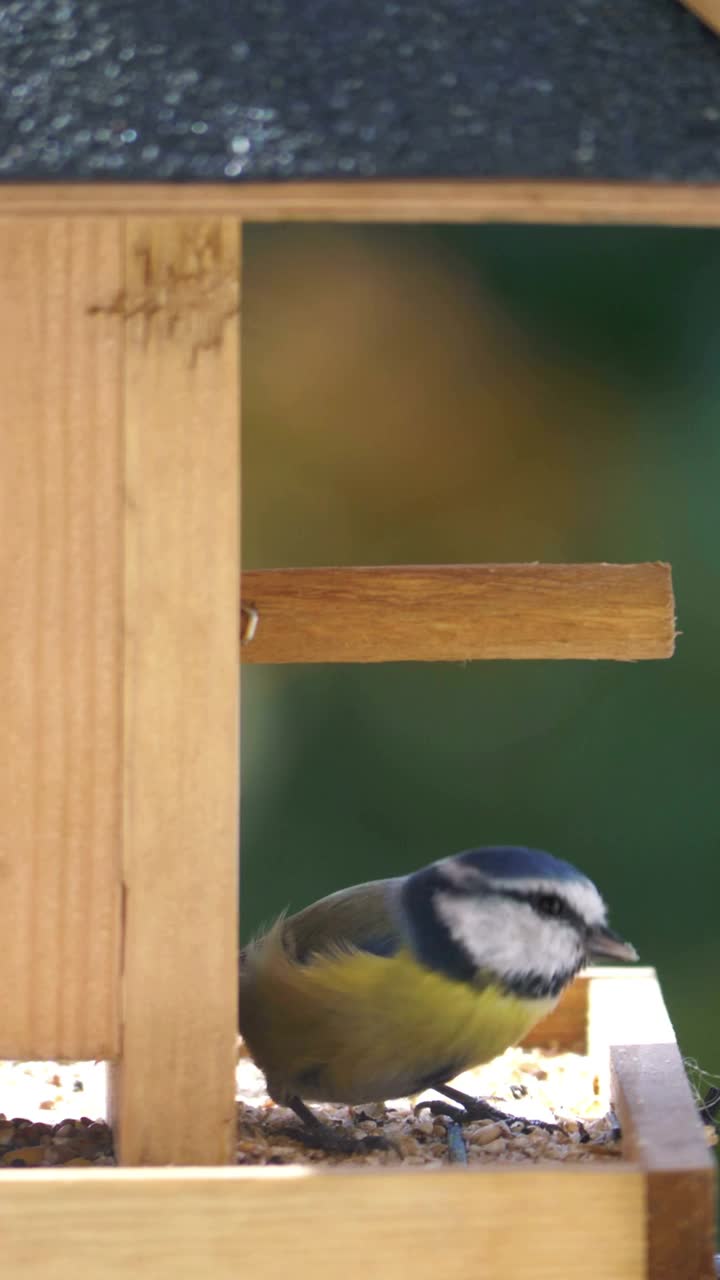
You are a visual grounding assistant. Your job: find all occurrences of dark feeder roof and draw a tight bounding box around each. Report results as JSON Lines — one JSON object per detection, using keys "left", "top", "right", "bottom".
{"left": 1, "top": 0, "right": 719, "bottom": 183}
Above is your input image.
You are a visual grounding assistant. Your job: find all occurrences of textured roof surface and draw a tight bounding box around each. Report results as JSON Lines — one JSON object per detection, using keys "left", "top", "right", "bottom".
{"left": 1, "top": 0, "right": 719, "bottom": 182}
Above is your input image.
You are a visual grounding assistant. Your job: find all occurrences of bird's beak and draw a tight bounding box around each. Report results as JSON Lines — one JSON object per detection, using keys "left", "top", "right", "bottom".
{"left": 586, "top": 925, "right": 639, "bottom": 963}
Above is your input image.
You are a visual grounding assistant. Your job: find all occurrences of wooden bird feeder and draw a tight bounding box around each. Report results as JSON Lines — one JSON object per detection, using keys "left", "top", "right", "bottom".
{"left": 0, "top": 1, "right": 717, "bottom": 1277}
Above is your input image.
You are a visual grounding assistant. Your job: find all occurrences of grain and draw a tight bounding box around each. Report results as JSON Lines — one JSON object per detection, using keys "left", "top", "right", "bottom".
{"left": 232, "top": 1044, "right": 625, "bottom": 1168}
{"left": 6, "top": 1039, "right": 708, "bottom": 1170}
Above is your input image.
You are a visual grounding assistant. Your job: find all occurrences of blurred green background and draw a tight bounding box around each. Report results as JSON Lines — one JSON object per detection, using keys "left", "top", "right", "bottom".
{"left": 240, "top": 222, "right": 720, "bottom": 1092}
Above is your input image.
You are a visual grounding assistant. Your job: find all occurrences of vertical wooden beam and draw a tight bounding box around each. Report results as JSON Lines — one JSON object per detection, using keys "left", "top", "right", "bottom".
{"left": 112, "top": 219, "right": 240, "bottom": 1164}
{"left": 0, "top": 219, "right": 123, "bottom": 1060}
{"left": 589, "top": 971, "right": 716, "bottom": 1280}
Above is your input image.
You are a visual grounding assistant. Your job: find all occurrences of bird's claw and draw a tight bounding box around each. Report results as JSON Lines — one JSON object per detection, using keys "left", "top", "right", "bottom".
{"left": 414, "top": 1098, "right": 466, "bottom": 1122}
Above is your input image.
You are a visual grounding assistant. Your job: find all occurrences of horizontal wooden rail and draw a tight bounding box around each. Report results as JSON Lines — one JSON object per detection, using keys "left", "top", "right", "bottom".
{"left": 1, "top": 181, "right": 720, "bottom": 226}
{"left": 240, "top": 563, "right": 675, "bottom": 663}
{"left": 0, "top": 1164, "right": 644, "bottom": 1280}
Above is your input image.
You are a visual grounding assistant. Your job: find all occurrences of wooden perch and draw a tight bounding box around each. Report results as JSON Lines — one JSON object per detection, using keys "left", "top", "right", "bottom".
{"left": 240, "top": 563, "right": 675, "bottom": 664}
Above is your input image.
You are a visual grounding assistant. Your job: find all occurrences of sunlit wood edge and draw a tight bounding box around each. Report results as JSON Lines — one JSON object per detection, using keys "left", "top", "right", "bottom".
{"left": 0, "top": 1160, "right": 642, "bottom": 1183}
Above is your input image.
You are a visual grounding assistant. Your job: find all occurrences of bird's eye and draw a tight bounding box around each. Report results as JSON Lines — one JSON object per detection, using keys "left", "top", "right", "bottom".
{"left": 536, "top": 893, "right": 564, "bottom": 918}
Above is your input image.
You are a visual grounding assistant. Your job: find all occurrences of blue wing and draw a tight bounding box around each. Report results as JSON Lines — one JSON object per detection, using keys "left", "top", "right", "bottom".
{"left": 283, "top": 877, "right": 404, "bottom": 963}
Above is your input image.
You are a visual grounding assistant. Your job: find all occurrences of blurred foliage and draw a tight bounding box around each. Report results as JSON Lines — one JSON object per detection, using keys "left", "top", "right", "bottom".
{"left": 241, "top": 222, "right": 720, "bottom": 1091}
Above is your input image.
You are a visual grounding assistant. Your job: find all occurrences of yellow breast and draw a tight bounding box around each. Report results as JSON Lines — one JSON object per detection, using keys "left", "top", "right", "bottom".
{"left": 240, "top": 925, "right": 557, "bottom": 1105}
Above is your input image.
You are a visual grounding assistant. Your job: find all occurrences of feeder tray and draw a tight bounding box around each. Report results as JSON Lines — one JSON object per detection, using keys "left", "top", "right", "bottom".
{"left": 1, "top": 2, "right": 717, "bottom": 1277}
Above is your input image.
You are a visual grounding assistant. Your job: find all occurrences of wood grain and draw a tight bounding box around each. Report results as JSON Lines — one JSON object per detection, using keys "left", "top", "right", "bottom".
{"left": 1, "top": 180, "right": 720, "bottom": 226}
{"left": 112, "top": 219, "right": 241, "bottom": 1164}
{"left": 589, "top": 971, "right": 716, "bottom": 1280}
{"left": 240, "top": 564, "right": 675, "bottom": 663}
{"left": 0, "top": 1165, "right": 645, "bottom": 1280}
{"left": 0, "top": 219, "right": 123, "bottom": 1060}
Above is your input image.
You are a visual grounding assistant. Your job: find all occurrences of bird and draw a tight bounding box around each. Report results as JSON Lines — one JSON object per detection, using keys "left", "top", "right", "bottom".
{"left": 239, "top": 845, "right": 638, "bottom": 1151}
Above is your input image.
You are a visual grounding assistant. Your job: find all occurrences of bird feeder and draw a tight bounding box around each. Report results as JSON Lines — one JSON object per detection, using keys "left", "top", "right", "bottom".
{"left": 0, "top": 2, "right": 717, "bottom": 1277}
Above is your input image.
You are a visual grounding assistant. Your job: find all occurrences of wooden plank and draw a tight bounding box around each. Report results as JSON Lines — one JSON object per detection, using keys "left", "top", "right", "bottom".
{"left": 111, "top": 219, "right": 240, "bottom": 1164}
{"left": 589, "top": 971, "right": 715, "bottom": 1280}
{"left": 240, "top": 564, "right": 675, "bottom": 663}
{"left": 0, "top": 218, "right": 123, "bottom": 1060}
{"left": 0, "top": 1165, "right": 645, "bottom": 1280}
{"left": 1, "top": 180, "right": 720, "bottom": 225}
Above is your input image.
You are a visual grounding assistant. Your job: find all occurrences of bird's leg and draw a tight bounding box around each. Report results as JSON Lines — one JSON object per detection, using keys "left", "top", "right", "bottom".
{"left": 278, "top": 1095, "right": 389, "bottom": 1155}
{"left": 417, "top": 1082, "right": 573, "bottom": 1137}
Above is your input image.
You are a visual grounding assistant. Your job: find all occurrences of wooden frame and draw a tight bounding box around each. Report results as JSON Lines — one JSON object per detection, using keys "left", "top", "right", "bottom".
{"left": 0, "top": 969, "right": 713, "bottom": 1279}
{"left": 0, "top": 184, "right": 714, "bottom": 1276}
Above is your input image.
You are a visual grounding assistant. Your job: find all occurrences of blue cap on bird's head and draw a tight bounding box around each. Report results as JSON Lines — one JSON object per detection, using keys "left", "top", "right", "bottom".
{"left": 450, "top": 845, "right": 590, "bottom": 884}
{"left": 400, "top": 844, "right": 638, "bottom": 999}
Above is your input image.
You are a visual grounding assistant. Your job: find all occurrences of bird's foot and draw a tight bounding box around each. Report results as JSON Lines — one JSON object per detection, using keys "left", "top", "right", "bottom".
{"left": 281, "top": 1094, "right": 389, "bottom": 1155}
{"left": 277, "top": 1123, "right": 389, "bottom": 1155}
{"left": 417, "top": 1082, "right": 587, "bottom": 1140}
{"left": 415, "top": 1095, "right": 566, "bottom": 1136}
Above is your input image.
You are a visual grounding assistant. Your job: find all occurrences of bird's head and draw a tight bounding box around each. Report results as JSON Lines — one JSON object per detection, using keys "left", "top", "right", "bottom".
{"left": 400, "top": 846, "right": 638, "bottom": 999}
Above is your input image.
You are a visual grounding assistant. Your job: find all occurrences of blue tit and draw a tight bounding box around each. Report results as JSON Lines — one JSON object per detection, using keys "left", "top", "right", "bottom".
{"left": 240, "top": 845, "right": 637, "bottom": 1149}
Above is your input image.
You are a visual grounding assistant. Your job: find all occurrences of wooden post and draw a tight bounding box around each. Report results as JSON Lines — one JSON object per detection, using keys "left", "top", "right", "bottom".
{"left": 0, "top": 219, "right": 124, "bottom": 1061}
{"left": 589, "top": 971, "right": 716, "bottom": 1280}
{"left": 1, "top": 215, "right": 241, "bottom": 1163}
{"left": 110, "top": 219, "right": 241, "bottom": 1164}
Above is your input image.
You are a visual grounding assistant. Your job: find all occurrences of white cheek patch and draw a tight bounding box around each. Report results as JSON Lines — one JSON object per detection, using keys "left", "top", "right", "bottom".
{"left": 434, "top": 892, "right": 585, "bottom": 983}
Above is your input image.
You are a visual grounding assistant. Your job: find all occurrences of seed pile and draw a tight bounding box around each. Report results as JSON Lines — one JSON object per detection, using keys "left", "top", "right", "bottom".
{"left": 0, "top": 1060, "right": 113, "bottom": 1168}
{"left": 235, "top": 1043, "right": 623, "bottom": 1166}
{"left": 0, "top": 1046, "right": 626, "bottom": 1168}
{"left": 0, "top": 1116, "right": 114, "bottom": 1167}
